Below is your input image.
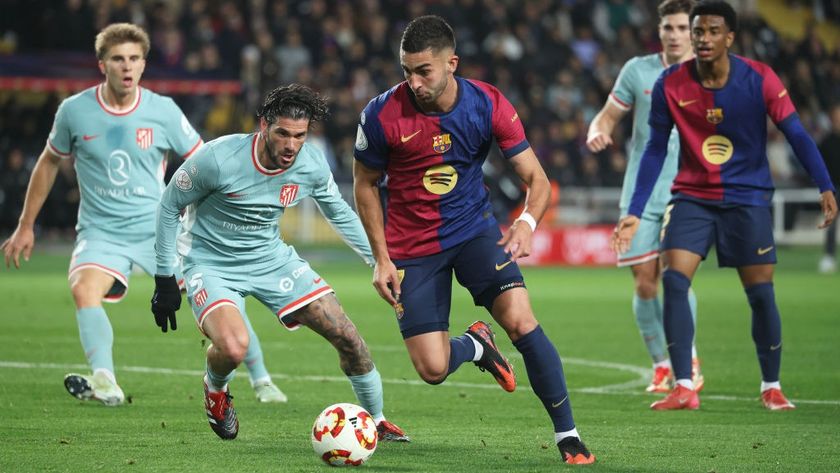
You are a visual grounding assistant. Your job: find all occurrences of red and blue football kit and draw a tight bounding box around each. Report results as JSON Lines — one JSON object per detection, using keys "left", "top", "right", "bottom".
{"left": 354, "top": 77, "right": 529, "bottom": 260}
{"left": 627, "top": 54, "right": 835, "bottom": 388}
{"left": 355, "top": 77, "right": 582, "bottom": 436}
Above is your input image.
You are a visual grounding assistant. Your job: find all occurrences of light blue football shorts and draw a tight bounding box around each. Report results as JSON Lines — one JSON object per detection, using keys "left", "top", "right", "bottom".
{"left": 68, "top": 232, "right": 184, "bottom": 303}
{"left": 616, "top": 211, "right": 664, "bottom": 268}
{"left": 182, "top": 248, "right": 333, "bottom": 334}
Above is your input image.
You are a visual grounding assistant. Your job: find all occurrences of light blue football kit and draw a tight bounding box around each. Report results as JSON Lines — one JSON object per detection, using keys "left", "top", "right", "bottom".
{"left": 47, "top": 84, "right": 201, "bottom": 378}
{"left": 609, "top": 53, "right": 682, "bottom": 267}
{"left": 49, "top": 84, "right": 202, "bottom": 298}
{"left": 608, "top": 54, "right": 696, "bottom": 364}
{"left": 155, "top": 133, "right": 374, "bottom": 331}
{"left": 155, "top": 132, "right": 387, "bottom": 419}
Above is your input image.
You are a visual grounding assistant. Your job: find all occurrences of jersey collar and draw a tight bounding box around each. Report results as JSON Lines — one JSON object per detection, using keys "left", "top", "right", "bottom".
{"left": 96, "top": 84, "right": 142, "bottom": 116}
{"left": 251, "top": 133, "right": 286, "bottom": 176}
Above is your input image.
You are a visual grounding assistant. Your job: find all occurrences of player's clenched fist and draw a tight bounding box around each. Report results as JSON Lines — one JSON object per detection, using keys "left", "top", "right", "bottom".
{"left": 585, "top": 131, "right": 613, "bottom": 153}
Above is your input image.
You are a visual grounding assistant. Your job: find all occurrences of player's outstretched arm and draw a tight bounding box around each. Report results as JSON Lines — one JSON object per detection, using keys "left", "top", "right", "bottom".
{"left": 818, "top": 190, "right": 838, "bottom": 229}
{"left": 586, "top": 101, "right": 627, "bottom": 153}
{"left": 498, "top": 147, "right": 550, "bottom": 261}
{"left": 612, "top": 215, "right": 641, "bottom": 254}
{"left": 352, "top": 160, "right": 400, "bottom": 307}
{"left": 2, "top": 147, "right": 61, "bottom": 269}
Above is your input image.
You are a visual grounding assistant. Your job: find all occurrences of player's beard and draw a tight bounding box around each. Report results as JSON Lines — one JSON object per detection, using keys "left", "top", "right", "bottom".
{"left": 417, "top": 75, "right": 448, "bottom": 104}
{"left": 261, "top": 131, "right": 296, "bottom": 170}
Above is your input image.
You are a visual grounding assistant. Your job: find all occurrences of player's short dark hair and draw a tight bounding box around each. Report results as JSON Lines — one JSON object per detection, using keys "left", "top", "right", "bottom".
{"left": 95, "top": 23, "right": 150, "bottom": 60}
{"left": 400, "top": 15, "right": 456, "bottom": 54}
{"left": 690, "top": 0, "right": 738, "bottom": 32}
{"left": 658, "top": 0, "right": 694, "bottom": 18}
{"left": 257, "top": 84, "right": 329, "bottom": 126}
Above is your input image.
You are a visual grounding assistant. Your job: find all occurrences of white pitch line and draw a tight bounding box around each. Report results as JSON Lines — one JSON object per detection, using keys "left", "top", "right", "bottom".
{"left": 1, "top": 359, "right": 837, "bottom": 406}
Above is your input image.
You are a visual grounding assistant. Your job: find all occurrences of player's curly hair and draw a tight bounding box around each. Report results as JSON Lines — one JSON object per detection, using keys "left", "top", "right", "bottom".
{"left": 257, "top": 84, "right": 330, "bottom": 126}
{"left": 95, "top": 23, "right": 150, "bottom": 60}
{"left": 400, "top": 15, "right": 456, "bottom": 54}
{"left": 690, "top": 0, "right": 738, "bottom": 32}
{"left": 658, "top": 0, "right": 694, "bottom": 18}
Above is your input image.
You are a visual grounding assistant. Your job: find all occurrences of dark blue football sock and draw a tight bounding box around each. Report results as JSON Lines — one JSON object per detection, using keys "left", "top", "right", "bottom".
{"left": 662, "top": 269, "right": 694, "bottom": 381}
{"left": 447, "top": 334, "right": 477, "bottom": 375}
{"left": 513, "top": 325, "right": 574, "bottom": 432}
{"left": 745, "top": 283, "right": 782, "bottom": 382}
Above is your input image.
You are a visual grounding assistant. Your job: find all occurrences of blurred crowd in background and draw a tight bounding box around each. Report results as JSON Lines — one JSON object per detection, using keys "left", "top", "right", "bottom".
{"left": 1, "top": 0, "right": 839, "bottom": 236}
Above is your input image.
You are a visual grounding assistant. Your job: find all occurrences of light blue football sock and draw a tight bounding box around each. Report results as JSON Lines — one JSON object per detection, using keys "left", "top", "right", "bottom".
{"left": 206, "top": 364, "right": 236, "bottom": 391}
{"left": 75, "top": 307, "right": 114, "bottom": 374}
{"left": 240, "top": 310, "right": 270, "bottom": 384}
{"left": 633, "top": 295, "right": 668, "bottom": 362}
{"left": 348, "top": 367, "right": 384, "bottom": 419}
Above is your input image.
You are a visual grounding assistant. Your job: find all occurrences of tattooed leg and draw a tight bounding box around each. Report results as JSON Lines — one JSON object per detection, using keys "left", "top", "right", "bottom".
{"left": 292, "top": 294, "right": 374, "bottom": 376}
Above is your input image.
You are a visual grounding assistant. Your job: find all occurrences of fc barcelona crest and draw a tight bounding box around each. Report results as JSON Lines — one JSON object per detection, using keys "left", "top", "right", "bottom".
{"left": 279, "top": 184, "right": 299, "bottom": 207}
{"left": 706, "top": 108, "right": 724, "bottom": 124}
{"left": 432, "top": 134, "right": 452, "bottom": 154}
{"left": 136, "top": 128, "right": 153, "bottom": 149}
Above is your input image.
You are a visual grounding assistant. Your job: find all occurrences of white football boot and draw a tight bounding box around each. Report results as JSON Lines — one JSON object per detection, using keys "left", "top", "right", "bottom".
{"left": 64, "top": 371, "right": 125, "bottom": 406}
{"left": 252, "top": 380, "right": 288, "bottom": 403}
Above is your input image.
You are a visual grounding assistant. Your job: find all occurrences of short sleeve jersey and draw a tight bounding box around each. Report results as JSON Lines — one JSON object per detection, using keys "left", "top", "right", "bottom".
{"left": 47, "top": 84, "right": 202, "bottom": 239}
{"left": 354, "top": 77, "right": 528, "bottom": 259}
{"left": 610, "top": 53, "right": 682, "bottom": 216}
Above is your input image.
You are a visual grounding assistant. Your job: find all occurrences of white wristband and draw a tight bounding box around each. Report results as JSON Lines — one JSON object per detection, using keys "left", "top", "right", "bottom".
{"left": 515, "top": 211, "right": 537, "bottom": 232}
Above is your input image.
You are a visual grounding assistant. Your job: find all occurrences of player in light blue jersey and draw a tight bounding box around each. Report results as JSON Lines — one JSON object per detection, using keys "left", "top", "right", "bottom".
{"left": 151, "top": 84, "right": 409, "bottom": 442}
{"left": 1, "top": 23, "right": 286, "bottom": 406}
{"left": 586, "top": 0, "right": 704, "bottom": 395}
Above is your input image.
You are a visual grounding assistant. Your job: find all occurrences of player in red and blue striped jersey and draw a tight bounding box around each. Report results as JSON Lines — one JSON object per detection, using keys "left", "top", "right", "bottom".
{"left": 353, "top": 15, "right": 594, "bottom": 465}
{"left": 614, "top": 0, "right": 837, "bottom": 411}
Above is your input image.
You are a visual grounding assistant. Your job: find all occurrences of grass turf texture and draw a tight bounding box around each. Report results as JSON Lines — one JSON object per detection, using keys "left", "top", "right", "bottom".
{"left": 0, "top": 246, "right": 837, "bottom": 472}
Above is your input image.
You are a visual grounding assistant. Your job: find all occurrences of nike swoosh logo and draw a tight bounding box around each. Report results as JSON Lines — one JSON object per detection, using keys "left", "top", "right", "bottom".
{"left": 678, "top": 397, "right": 690, "bottom": 405}
{"left": 678, "top": 99, "right": 698, "bottom": 107}
{"left": 770, "top": 343, "right": 782, "bottom": 351}
{"left": 226, "top": 192, "right": 246, "bottom": 198}
{"left": 313, "top": 277, "right": 322, "bottom": 284}
{"left": 757, "top": 246, "right": 774, "bottom": 255}
{"left": 644, "top": 89, "right": 652, "bottom": 95}
{"left": 400, "top": 130, "right": 421, "bottom": 143}
{"left": 82, "top": 134, "right": 99, "bottom": 141}
{"left": 551, "top": 396, "right": 568, "bottom": 408}
{"left": 495, "top": 260, "right": 512, "bottom": 271}
{"left": 510, "top": 113, "right": 519, "bottom": 122}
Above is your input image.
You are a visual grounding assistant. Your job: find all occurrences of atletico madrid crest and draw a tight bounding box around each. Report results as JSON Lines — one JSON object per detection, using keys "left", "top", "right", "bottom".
{"left": 279, "top": 184, "right": 299, "bottom": 207}
{"left": 432, "top": 134, "right": 452, "bottom": 154}
{"left": 194, "top": 288, "right": 208, "bottom": 307}
{"left": 136, "top": 128, "right": 153, "bottom": 149}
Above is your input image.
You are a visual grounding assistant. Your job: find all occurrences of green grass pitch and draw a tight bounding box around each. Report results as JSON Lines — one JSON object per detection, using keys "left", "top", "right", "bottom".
{"left": 0, "top": 247, "right": 837, "bottom": 472}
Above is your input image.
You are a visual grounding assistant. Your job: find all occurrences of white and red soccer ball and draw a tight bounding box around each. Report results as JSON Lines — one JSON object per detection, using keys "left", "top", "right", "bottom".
{"left": 311, "top": 403, "right": 377, "bottom": 467}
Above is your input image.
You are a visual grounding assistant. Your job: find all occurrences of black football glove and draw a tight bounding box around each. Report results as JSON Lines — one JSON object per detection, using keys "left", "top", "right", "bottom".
{"left": 151, "top": 275, "right": 181, "bottom": 333}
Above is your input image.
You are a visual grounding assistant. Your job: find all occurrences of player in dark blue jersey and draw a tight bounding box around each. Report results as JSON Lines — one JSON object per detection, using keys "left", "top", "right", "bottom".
{"left": 613, "top": 0, "right": 837, "bottom": 411}
{"left": 353, "top": 15, "right": 594, "bottom": 464}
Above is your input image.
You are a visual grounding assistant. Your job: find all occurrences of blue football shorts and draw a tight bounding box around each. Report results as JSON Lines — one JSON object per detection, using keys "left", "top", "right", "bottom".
{"left": 182, "top": 247, "right": 332, "bottom": 335}
{"left": 392, "top": 225, "right": 525, "bottom": 339}
{"left": 68, "top": 231, "right": 184, "bottom": 303}
{"left": 660, "top": 198, "right": 777, "bottom": 268}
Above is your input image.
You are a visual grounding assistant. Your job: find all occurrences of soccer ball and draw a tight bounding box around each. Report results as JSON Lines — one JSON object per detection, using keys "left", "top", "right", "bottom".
{"left": 311, "top": 403, "right": 378, "bottom": 467}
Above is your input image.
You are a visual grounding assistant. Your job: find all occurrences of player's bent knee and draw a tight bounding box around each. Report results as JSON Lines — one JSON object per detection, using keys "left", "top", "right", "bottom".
{"left": 213, "top": 336, "right": 249, "bottom": 365}
{"left": 417, "top": 367, "right": 448, "bottom": 385}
